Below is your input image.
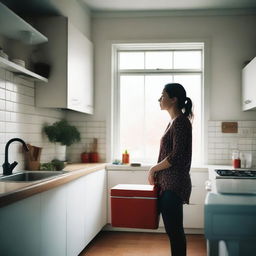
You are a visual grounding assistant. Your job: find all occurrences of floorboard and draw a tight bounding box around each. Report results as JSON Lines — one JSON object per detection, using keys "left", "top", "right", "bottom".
{"left": 79, "top": 231, "right": 207, "bottom": 256}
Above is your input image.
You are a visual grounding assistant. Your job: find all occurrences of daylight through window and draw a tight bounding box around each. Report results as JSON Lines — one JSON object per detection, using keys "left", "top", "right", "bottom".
{"left": 113, "top": 43, "right": 204, "bottom": 165}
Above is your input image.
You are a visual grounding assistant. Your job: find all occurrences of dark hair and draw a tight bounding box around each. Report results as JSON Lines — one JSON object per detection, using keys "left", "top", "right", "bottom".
{"left": 164, "top": 83, "right": 193, "bottom": 120}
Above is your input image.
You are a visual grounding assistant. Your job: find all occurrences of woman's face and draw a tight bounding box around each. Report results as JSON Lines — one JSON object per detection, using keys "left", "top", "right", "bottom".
{"left": 158, "top": 90, "right": 174, "bottom": 110}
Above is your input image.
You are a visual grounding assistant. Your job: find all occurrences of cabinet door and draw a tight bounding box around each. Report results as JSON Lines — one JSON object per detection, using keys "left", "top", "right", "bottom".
{"left": 0, "top": 195, "right": 41, "bottom": 256}
{"left": 183, "top": 204, "right": 204, "bottom": 228}
{"left": 41, "top": 186, "right": 67, "bottom": 256}
{"left": 242, "top": 57, "right": 256, "bottom": 111}
{"left": 68, "top": 21, "right": 93, "bottom": 114}
{"left": 84, "top": 169, "right": 107, "bottom": 245}
{"left": 66, "top": 176, "right": 87, "bottom": 256}
{"left": 183, "top": 171, "right": 208, "bottom": 229}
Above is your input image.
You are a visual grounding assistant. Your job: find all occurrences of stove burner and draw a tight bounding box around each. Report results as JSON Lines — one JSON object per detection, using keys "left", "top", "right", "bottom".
{"left": 215, "top": 169, "right": 256, "bottom": 177}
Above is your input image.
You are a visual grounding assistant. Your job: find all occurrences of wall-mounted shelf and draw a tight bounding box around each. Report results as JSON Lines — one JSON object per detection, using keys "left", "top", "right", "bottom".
{"left": 0, "top": 2, "right": 48, "bottom": 45}
{"left": 0, "top": 56, "right": 48, "bottom": 82}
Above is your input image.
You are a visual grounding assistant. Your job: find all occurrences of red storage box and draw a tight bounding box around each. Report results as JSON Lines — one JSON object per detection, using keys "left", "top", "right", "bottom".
{"left": 111, "top": 184, "right": 159, "bottom": 229}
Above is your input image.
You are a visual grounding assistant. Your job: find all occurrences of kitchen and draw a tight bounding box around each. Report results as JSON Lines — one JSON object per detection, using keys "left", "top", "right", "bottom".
{"left": 0, "top": 0, "right": 256, "bottom": 255}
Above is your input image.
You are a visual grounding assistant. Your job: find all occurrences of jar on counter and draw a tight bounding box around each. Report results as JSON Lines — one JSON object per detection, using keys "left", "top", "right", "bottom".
{"left": 232, "top": 150, "right": 241, "bottom": 168}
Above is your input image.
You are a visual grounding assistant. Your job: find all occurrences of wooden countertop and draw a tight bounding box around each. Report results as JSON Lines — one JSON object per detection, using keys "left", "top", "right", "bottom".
{"left": 0, "top": 163, "right": 106, "bottom": 208}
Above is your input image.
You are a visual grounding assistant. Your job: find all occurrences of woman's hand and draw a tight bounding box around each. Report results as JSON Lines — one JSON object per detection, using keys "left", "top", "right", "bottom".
{"left": 148, "top": 166, "right": 156, "bottom": 185}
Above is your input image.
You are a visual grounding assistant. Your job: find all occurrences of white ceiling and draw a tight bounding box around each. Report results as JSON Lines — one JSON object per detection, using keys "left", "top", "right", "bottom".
{"left": 81, "top": 0, "right": 256, "bottom": 11}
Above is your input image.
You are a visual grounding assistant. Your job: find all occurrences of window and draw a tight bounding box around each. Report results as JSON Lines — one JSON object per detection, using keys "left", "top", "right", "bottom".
{"left": 113, "top": 43, "right": 204, "bottom": 165}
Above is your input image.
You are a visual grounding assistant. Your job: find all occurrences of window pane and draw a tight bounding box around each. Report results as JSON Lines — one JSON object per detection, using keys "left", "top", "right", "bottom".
{"left": 120, "top": 75, "right": 145, "bottom": 161}
{"left": 173, "top": 74, "right": 202, "bottom": 165}
{"left": 144, "top": 75, "right": 173, "bottom": 163}
{"left": 117, "top": 47, "right": 203, "bottom": 165}
{"left": 145, "top": 51, "right": 173, "bottom": 69}
{"left": 119, "top": 52, "right": 144, "bottom": 69}
{"left": 173, "top": 51, "right": 201, "bottom": 69}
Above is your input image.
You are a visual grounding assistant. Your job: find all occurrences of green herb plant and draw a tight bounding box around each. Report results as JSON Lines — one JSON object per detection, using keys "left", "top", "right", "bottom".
{"left": 43, "top": 119, "right": 81, "bottom": 146}
{"left": 40, "top": 159, "right": 65, "bottom": 171}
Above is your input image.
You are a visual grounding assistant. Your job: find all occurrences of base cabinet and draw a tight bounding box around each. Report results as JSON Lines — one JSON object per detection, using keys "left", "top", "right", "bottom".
{"left": 84, "top": 170, "right": 107, "bottom": 245}
{"left": 67, "top": 177, "right": 87, "bottom": 256}
{"left": 0, "top": 169, "right": 106, "bottom": 256}
{"left": 67, "top": 169, "right": 106, "bottom": 256}
{"left": 41, "top": 186, "right": 67, "bottom": 256}
{"left": 0, "top": 194, "right": 41, "bottom": 256}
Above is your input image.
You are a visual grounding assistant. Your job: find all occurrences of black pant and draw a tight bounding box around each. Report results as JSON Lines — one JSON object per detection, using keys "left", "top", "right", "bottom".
{"left": 158, "top": 190, "right": 186, "bottom": 256}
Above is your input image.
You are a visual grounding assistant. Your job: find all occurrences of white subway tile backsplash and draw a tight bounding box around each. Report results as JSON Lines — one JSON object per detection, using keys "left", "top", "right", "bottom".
{"left": 0, "top": 69, "right": 5, "bottom": 80}
{"left": 0, "top": 68, "right": 67, "bottom": 174}
{"left": 208, "top": 120, "right": 256, "bottom": 167}
{"left": 0, "top": 122, "right": 5, "bottom": 132}
{"left": 0, "top": 88, "right": 5, "bottom": 99}
{"left": 0, "top": 111, "right": 5, "bottom": 121}
{"left": 5, "top": 90, "right": 11, "bottom": 100}
{"left": 5, "top": 71, "right": 13, "bottom": 81}
{"left": 0, "top": 99, "right": 5, "bottom": 110}
{"left": 5, "top": 81, "right": 14, "bottom": 91}
{"left": 66, "top": 118, "right": 106, "bottom": 163}
{"left": 5, "top": 101, "right": 14, "bottom": 111}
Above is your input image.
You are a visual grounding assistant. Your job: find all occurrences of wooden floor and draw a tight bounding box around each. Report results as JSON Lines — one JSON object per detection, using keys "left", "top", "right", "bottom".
{"left": 79, "top": 231, "right": 206, "bottom": 256}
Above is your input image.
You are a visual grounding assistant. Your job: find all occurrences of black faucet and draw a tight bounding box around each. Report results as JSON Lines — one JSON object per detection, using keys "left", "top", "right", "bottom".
{"left": 2, "top": 138, "right": 29, "bottom": 176}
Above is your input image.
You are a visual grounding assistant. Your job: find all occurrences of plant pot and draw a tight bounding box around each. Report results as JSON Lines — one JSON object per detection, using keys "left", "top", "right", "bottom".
{"left": 55, "top": 143, "right": 66, "bottom": 161}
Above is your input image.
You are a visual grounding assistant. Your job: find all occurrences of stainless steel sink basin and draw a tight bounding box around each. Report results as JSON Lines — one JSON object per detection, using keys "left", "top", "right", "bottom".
{"left": 0, "top": 171, "right": 68, "bottom": 182}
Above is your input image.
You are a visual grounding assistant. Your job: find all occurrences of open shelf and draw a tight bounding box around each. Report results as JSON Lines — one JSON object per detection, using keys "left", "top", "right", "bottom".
{"left": 0, "top": 2, "right": 48, "bottom": 45}
{"left": 0, "top": 56, "right": 48, "bottom": 82}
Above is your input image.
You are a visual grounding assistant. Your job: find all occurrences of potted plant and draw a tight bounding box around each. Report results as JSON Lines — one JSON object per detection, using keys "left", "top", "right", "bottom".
{"left": 43, "top": 119, "right": 81, "bottom": 161}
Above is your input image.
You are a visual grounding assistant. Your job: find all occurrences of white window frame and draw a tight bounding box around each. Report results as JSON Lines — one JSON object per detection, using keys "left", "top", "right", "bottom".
{"left": 111, "top": 42, "right": 205, "bottom": 165}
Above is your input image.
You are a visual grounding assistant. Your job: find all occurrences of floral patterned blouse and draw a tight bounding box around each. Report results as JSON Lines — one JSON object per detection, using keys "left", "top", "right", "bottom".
{"left": 155, "top": 114, "right": 192, "bottom": 204}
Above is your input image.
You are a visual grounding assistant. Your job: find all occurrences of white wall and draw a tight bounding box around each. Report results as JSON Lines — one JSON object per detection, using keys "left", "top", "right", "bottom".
{"left": 49, "top": 0, "right": 91, "bottom": 38}
{"left": 91, "top": 13, "right": 256, "bottom": 163}
{"left": 91, "top": 14, "right": 256, "bottom": 121}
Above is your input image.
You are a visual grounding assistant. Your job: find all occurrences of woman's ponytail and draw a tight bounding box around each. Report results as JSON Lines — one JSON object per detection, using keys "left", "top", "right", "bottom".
{"left": 164, "top": 83, "right": 194, "bottom": 120}
{"left": 184, "top": 97, "right": 193, "bottom": 120}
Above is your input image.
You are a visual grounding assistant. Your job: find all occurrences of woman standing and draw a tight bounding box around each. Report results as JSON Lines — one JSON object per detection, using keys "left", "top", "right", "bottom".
{"left": 148, "top": 83, "right": 193, "bottom": 256}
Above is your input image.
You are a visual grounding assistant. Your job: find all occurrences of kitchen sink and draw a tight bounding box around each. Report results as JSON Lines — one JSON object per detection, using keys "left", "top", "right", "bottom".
{"left": 0, "top": 171, "right": 68, "bottom": 182}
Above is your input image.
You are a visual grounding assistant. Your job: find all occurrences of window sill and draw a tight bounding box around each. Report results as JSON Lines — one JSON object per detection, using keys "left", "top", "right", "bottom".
{"left": 106, "top": 163, "right": 210, "bottom": 172}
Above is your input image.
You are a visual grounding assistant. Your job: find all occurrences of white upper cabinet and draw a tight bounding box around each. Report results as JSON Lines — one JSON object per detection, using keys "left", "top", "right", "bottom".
{"left": 35, "top": 17, "right": 94, "bottom": 114}
{"left": 242, "top": 57, "right": 256, "bottom": 111}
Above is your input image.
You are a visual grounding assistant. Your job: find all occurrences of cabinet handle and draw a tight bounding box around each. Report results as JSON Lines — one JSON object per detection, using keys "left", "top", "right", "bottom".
{"left": 244, "top": 99, "right": 252, "bottom": 104}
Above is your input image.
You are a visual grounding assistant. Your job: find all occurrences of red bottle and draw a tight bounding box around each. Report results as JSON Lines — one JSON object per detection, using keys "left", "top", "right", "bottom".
{"left": 232, "top": 150, "right": 240, "bottom": 168}
{"left": 122, "top": 150, "right": 130, "bottom": 164}
{"left": 233, "top": 158, "right": 241, "bottom": 168}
